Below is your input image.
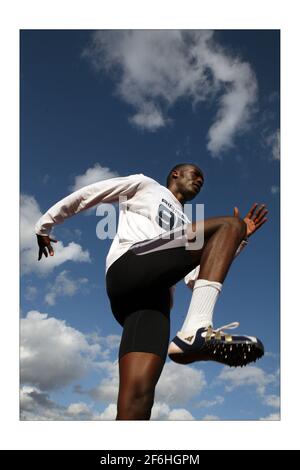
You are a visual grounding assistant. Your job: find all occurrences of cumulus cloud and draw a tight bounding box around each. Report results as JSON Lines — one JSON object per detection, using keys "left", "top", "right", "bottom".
{"left": 88, "top": 360, "right": 119, "bottom": 402}
{"left": 44, "top": 270, "right": 89, "bottom": 306}
{"left": 70, "top": 163, "right": 119, "bottom": 192}
{"left": 83, "top": 30, "right": 257, "bottom": 156}
{"left": 151, "top": 402, "right": 194, "bottom": 420}
{"left": 20, "top": 311, "right": 102, "bottom": 390}
{"left": 218, "top": 366, "right": 276, "bottom": 396}
{"left": 260, "top": 412, "right": 280, "bottom": 421}
{"left": 21, "top": 194, "right": 91, "bottom": 275}
{"left": 20, "top": 386, "right": 99, "bottom": 420}
{"left": 196, "top": 396, "right": 224, "bottom": 409}
{"left": 102, "top": 335, "right": 121, "bottom": 350}
{"left": 67, "top": 402, "right": 94, "bottom": 418}
{"left": 262, "top": 394, "right": 280, "bottom": 408}
{"left": 155, "top": 362, "right": 207, "bottom": 405}
{"left": 98, "top": 403, "right": 118, "bottom": 420}
{"left": 20, "top": 386, "right": 63, "bottom": 420}
{"left": 202, "top": 414, "right": 219, "bottom": 421}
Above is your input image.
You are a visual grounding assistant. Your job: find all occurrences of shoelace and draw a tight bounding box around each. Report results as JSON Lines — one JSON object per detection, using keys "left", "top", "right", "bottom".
{"left": 205, "top": 322, "right": 240, "bottom": 340}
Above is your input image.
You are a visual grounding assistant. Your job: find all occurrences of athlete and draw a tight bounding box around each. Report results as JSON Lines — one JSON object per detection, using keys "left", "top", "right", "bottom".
{"left": 35, "top": 163, "right": 268, "bottom": 420}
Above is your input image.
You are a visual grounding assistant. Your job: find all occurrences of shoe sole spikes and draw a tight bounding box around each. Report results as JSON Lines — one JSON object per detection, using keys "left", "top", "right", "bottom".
{"left": 168, "top": 340, "right": 264, "bottom": 367}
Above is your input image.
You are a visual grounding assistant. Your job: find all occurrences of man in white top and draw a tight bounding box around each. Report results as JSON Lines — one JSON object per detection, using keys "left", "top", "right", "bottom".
{"left": 35, "top": 163, "right": 268, "bottom": 420}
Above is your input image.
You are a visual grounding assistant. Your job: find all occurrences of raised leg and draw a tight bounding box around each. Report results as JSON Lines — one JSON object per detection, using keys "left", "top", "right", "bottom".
{"left": 187, "top": 215, "right": 247, "bottom": 283}
{"left": 167, "top": 215, "right": 265, "bottom": 367}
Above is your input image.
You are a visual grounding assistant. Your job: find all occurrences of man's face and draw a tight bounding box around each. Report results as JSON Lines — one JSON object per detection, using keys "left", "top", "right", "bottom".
{"left": 174, "top": 165, "right": 204, "bottom": 201}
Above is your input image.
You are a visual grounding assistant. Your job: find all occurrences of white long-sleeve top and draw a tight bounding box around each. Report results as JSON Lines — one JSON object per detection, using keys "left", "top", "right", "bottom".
{"left": 35, "top": 173, "right": 191, "bottom": 273}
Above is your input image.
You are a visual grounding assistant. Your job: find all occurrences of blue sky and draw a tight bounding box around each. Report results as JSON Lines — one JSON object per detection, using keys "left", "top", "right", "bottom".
{"left": 20, "top": 29, "right": 280, "bottom": 421}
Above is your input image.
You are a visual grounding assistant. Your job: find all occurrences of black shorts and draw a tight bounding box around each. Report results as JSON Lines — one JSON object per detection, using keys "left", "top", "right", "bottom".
{"left": 106, "top": 226, "right": 200, "bottom": 361}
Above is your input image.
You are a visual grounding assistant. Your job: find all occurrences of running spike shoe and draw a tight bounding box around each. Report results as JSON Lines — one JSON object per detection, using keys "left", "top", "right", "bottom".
{"left": 168, "top": 322, "right": 264, "bottom": 367}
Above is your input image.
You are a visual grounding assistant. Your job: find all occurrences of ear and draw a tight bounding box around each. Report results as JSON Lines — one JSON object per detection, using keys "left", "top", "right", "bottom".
{"left": 172, "top": 170, "right": 179, "bottom": 179}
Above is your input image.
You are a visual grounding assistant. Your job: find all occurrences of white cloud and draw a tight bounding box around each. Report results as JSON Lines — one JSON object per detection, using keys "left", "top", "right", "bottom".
{"left": 20, "top": 311, "right": 102, "bottom": 390}
{"left": 151, "top": 402, "right": 194, "bottom": 420}
{"left": 271, "top": 185, "right": 279, "bottom": 195}
{"left": 67, "top": 402, "right": 94, "bottom": 418}
{"left": 20, "top": 386, "right": 63, "bottom": 420}
{"left": 168, "top": 408, "right": 195, "bottom": 420}
{"left": 70, "top": 163, "right": 119, "bottom": 191}
{"left": 150, "top": 402, "right": 170, "bottom": 420}
{"left": 85, "top": 333, "right": 121, "bottom": 356}
{"left": 202, "top": 414, "right": 220, "bottom": 421}
{"left": 97, "top": 402, "right": 195, "bottom": 420}
{"left": 103, "top": 335, "right": 121, "bottom": 350}
{"left": 155, "top": 362, "right": 206, "bottom": 405}
{"left": 45, "top": 270, "right": 89, "bottom": 306}
{"left": 20, "top": 386, "right": 98, "bottom": 420}
{"left": 89, "top": 360, "right": 119, "bottom": 402}
{"left": 260, "top": 412, "right": 280, "bottom": 421}
{"left": 196, "top": 396, "right": 224, "bottom": 408}
{"left": 263, "top": 394, "right": 280, "bottom": 408}
{"left": 98, "top": 403, "right": 118, "bottom": 420}
{"left": 218, "top": 366, "right": 276, "bottom": 396}
{"left": 24, "top": 285, "right": 38, "bottom": 301}
{"left": 83, "top": 30, "right": 257, "bottom": 156}
{"left": 21, "top": 194, "right": 91, "bottom": 275}
{"left": 266, "top": 129, "right": 280, "bottom": 160}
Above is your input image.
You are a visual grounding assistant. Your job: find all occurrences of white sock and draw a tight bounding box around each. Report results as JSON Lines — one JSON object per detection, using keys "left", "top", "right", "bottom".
{"left": 180, "top": 279, "right": 222, "bottom": 333}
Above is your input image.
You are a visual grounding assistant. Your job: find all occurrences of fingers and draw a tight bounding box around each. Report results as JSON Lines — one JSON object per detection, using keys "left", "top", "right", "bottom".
{"left": 245, "top": 203, "right": 258, "bottom": 220}
{"left": 47, "top": 238, "right": 57, "bottom": 256}
{"left": 38, "top": 243, "right": 55, "bottom": 260}
{"left": 254, "top": 206, "right": 268, "bottom": 223}
{"left": 246, "top": 203, "right": 268, "bottom": 222}
{"left": 38, "top": 247, "right": 48, "bottom": 260}
{"left": 254, "top": 217, "right": 268, "bottom": 230}
{"left": 46, "top": 244, "right": 54, "bottom": 256}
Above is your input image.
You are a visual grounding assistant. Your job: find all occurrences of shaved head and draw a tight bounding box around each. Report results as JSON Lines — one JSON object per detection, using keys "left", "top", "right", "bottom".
{"left": 166, "top": 163, "right": 204, "bottom": 187}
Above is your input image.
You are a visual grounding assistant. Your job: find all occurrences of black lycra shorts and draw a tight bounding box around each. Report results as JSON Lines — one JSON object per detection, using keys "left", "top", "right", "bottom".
{"left": 106, "top": 226, "right": 200, "bottom": 361}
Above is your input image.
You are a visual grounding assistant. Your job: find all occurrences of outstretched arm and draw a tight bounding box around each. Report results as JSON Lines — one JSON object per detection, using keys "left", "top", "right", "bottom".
{"left": 35, "top": 174, "right": 146, "bottom": 260}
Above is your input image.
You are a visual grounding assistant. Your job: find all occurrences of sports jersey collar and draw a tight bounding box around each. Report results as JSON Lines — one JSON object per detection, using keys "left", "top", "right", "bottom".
{"left": 164, "top": 186, "right": 184, "bottom": 208}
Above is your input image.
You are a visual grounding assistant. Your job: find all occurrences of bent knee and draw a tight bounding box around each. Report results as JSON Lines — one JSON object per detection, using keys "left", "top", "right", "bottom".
{"left": 117, "top": 388, "right": 155, "bottom": 419}
{"left": 225, "top": 216, "right": 247, "bottom": 238}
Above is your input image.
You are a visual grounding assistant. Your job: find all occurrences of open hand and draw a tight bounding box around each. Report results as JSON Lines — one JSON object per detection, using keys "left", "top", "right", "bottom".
{"left": 36, "top": 234, "right": 57, "bottom": 260}
{"left": 234, "top": 203, "right": 268, "bottom": 238}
